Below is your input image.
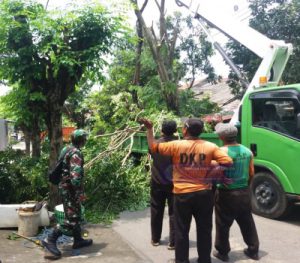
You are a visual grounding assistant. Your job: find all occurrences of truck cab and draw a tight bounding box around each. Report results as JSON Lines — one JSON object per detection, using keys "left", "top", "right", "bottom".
{"left": 240, "top": 85, "right": 300, "bottom": 218}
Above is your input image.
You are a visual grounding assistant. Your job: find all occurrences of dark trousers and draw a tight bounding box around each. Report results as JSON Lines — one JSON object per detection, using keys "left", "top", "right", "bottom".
{"left": 214, "top": 188, "right": 259, "bottom": 255}
{"left": 150, "top": 181, "right": 175, "bottom": 245}
{"left": 174, "top": 190, "right": 214, "bottom": 263}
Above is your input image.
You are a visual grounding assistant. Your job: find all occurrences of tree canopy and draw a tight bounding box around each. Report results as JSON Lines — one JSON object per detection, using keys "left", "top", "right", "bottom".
{"left": 0, "top": 0, "right": 124, "bottom": 207}
{"left": 0, "top": 0, "right": 122, "bottom": 158}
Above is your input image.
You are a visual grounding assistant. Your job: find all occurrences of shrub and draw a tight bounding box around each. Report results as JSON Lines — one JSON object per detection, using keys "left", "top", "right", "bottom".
{"left": 0, "top": 147, "right": 49, "bottom": 204}
{"left": 83, "top": 138, "right": 150, "bottom": 224}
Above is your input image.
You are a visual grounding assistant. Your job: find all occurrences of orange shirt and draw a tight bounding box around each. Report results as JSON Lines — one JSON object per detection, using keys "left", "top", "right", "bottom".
{"left": 151, "top": 139, "right": 233, "bottom": 194}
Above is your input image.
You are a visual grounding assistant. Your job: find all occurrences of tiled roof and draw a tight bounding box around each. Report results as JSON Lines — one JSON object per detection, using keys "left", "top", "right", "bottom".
{"left": 181, "top": 78, "right": 240, "bottom": 112}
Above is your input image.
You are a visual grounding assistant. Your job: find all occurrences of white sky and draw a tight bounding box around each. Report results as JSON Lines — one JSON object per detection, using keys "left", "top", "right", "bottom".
{"left": 0, "top": 0, "right": 250, "bottom": 96}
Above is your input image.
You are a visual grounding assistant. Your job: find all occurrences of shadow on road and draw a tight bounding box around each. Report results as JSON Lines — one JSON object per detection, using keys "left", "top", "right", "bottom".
{"left": 190, "top": 249, "right": 269, "bottom": 263}
{"left": 59, "top": 242, "right": 107, "bottom": 257}
{"left": 225, "top": 249, "right": 268, "bottom": 263}
{"left": 282, "top": 203, "right": 300, "bottom": 226}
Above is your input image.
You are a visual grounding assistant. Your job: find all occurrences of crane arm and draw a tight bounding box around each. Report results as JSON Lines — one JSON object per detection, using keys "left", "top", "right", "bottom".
{"left": 175, "top": 0, "right": 293, "bottom": 124}
{"left": 176, "top": 0, "right": 291, "bottom": 58}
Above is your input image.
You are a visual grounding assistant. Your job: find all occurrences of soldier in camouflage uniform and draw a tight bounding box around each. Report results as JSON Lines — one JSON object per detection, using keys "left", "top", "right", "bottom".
{"left": 43, "top": 129, "right": 93, "bottom": 260}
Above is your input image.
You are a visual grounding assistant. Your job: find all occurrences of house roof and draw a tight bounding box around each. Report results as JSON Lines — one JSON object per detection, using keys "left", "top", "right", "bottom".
{"left": 181, "top": 77, "right": 240, "bottom": 113}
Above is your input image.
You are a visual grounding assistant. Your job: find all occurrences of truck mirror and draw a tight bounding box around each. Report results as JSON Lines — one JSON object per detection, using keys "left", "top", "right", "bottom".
{"left": 238, "top": 105, "right": 242, "bottom": 122}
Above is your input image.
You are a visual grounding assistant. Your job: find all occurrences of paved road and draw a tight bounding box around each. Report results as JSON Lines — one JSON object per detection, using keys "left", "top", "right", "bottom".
{"left": 1, "top": 205, "right": 299, "bottom": 263}
{"left": 0, "top": 225, "right": 145, "bottom": 263}
{"left": 113, "top": 205, "right": 300, "bottom": 263}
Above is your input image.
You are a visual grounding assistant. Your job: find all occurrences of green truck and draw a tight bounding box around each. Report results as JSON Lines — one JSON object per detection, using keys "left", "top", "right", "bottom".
{"left": 128, "top": 1, "right": 300, "bottom": 219}
{"left": 233, "top": 85, "right": 300, "bottom": 219}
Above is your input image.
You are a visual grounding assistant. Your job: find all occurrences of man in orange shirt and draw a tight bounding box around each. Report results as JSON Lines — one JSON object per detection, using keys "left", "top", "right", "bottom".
{"left": 138, "top": 118, "right": 232, "bottom": 263}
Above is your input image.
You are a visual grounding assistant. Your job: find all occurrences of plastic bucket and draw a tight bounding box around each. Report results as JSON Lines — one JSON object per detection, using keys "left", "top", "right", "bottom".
{"left": 54, "top": 204, "right": 85, "bottom": 225}
{"left": 18, "top": 210, "right": 41, "bottom": 237}
{"left": 54, "top": 204, "right": 65, "bottom": 226}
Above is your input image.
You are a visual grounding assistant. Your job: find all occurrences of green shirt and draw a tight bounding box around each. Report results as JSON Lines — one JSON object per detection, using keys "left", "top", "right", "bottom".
{"left": 218, "top": 144, "right": 253, "bottom": 190}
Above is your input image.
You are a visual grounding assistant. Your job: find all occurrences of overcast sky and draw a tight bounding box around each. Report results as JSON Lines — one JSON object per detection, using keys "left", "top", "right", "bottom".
{"left": 0, "top": 0, "right": 250, "bottom": 96}
{"left": 41, "top": 0, "right": 250, "bottom": 29}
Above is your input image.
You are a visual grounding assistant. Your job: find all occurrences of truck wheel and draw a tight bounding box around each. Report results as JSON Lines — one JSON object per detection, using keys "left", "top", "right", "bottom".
{"left": 250, "top": 172, "right": 290, "bottom": 219}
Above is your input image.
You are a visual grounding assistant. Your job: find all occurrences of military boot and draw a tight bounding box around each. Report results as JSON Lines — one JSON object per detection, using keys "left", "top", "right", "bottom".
{"left": 42, "top": 228, "right": 62, "bottom": 259}
{"left": 72, "top": 226, "right": 93, "bottom": 249}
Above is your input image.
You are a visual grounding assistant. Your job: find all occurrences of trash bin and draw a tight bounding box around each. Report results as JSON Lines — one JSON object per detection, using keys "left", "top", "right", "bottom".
{"left": 18, "top": 209, "right": 41, "bottom": 237}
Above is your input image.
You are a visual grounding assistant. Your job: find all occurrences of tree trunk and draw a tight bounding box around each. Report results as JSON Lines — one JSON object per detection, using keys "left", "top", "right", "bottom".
{"left": 21, "top": 128, "right": 31, "bottom": 156}
{"left": 24, "top": 132, "right": 31, "bottom": 155}
{"left": 131, "top": 0, "right": 180, "bottom": 114}
{"left": 162, "top": 81, "right": 179, "bottom": 114}
{"left": 31, "top": 133, "right": 41, "bottom": 158}
{"left": 133, "top": 22, "right": 143, "bottom": 87}
{"left": 132, "top": 0, "right": 148, "bottom": 89}
{"left": 31, "top": 116, "right": 41, "bottom": 158}
{"left": 47, "top": 105, "right": 63, "bottom": 210}
{"left": 132, "top": 21, "right": 144, "bottom": 104}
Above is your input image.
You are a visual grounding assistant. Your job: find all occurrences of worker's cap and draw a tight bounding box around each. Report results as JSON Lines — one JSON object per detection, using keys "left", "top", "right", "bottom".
{"left": 71, "top": 129, "right": 88, "bottom": 139}
{"left": 162, "top": 120, "right": 177, "bottom": 136}
{"left": 184, "top": 118, "right": 204, "bottom": 136}
{"left": 215, "top": 123, "right": 238, "bottom": 138}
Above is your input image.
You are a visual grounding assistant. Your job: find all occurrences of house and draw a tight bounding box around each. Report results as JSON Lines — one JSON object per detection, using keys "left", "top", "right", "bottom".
{"left": 180, "top": 77, "right": 240, "bottom": 122}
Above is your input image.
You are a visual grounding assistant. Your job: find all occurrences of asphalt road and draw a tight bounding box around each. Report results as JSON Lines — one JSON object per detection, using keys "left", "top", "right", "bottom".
{"left": 113, "top": 204, "right": 300, "bottom": 263}
{"left": 1, "top": 205, "right": 299, "bottom": 263}
{"left": 0, "top": 225, "right": 144, "bottom": 263}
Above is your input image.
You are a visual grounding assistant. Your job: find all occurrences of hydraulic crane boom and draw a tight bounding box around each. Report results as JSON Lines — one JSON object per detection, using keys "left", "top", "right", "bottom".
{"left": 175, "top": 0, "right": 293, "bottom": 124}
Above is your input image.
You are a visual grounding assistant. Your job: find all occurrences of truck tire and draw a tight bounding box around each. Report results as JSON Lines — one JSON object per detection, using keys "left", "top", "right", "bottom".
{"left": 250, "top": 172, "right": 290, "bottom": 219}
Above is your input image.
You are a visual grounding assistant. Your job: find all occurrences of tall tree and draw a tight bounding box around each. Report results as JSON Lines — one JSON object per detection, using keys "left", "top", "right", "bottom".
{"left": 130, "top": 1, "right": 217, "bottom": 113}
{"left": 130, "top": 0, "right": 181, "bottom": 113}
{"left": 0, "top": 0, "right": 122, "bottom": 207}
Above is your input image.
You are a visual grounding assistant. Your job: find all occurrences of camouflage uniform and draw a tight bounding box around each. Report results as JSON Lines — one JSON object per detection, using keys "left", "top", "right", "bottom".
{"left": 42, "top": 129, "right": 92, "bottom": 260}
{"left": 58, "top": 145, "right": 85, "bottom": 233}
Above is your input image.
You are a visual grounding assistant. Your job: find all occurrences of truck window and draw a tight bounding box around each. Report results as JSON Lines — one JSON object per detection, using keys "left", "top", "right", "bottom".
{"left": 252, "top": 99, "right": 300, "bottom": 139}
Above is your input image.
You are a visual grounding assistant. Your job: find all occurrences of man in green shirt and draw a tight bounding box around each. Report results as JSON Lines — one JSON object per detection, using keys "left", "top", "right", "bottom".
{"left": 213, "top": 123, "right": 259, "bottom": 262}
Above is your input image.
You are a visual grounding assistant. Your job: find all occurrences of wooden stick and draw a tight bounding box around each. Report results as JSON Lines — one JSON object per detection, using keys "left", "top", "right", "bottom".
{"left": 12, "top": 232, "right": 44, "bottom": 247}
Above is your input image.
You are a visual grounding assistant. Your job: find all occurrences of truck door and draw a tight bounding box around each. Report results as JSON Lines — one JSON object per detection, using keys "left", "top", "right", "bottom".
{"left": 244, "top": 88, "right": 300, "bottom": 218}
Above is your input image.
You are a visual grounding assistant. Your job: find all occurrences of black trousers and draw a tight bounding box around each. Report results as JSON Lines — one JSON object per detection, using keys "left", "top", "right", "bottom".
{"left": 174, "top": 190, "right": 214, "bottom": 263}
{"left": 214, "top": 188, "right": 259, "bottom": 255}
{"left": 150, "top": 181, "right": 175, "bottom": 245}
